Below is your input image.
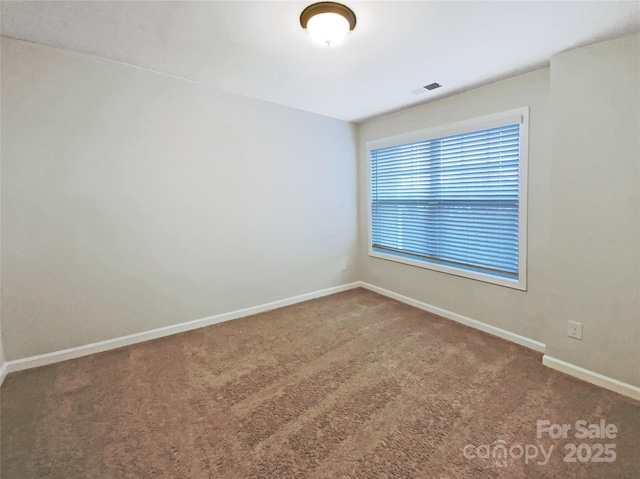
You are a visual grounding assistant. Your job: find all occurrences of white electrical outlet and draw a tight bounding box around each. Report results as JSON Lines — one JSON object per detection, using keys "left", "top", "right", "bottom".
{"left": 341, "top": 261, "right": 348, "bottom": 271}
{"left": 567, "top": 321, "right": 583, "bottom": 340}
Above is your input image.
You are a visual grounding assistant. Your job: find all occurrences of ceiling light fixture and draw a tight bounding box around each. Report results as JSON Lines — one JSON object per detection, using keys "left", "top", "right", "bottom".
{"left": 300, "top": 2, "right": 356, "bottom": 46}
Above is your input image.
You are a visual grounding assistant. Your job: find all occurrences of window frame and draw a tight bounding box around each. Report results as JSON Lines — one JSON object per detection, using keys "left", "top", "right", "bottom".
{"left": 366, "top": 107, "right": 529, "bottom": 291}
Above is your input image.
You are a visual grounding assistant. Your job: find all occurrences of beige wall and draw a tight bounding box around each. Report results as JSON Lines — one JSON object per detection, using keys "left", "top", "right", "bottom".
{"left": 358, "top": 69, "right": 552, "bottom": 346}
{"left": 546, "top": 34, "right": 639, "bottom": 386}
{"left": 2, "top": 33, "right": 638, "bottom": 388}
{"left": 1, "top": 37, "right": 358, "bottom": 360}
{"left": 358, "top": 34, "right": 640, "bottom": 387}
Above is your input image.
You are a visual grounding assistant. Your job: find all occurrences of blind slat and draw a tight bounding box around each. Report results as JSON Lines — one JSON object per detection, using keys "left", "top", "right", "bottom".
{"left": 371, "top": 123, "right": 521, "bottom": 277}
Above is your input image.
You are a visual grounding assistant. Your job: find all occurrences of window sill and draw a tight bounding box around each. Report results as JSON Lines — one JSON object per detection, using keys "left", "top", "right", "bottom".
{"left": 369, "top": 248, "right": 527, "bottom": 291}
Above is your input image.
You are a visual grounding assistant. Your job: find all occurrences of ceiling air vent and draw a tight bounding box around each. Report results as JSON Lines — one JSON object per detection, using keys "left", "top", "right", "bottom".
{"left": 411, "top": 81, "right": 443, "bottom": 95}
{"left": 424, "top": 82, "right": 442, "bottom": 90}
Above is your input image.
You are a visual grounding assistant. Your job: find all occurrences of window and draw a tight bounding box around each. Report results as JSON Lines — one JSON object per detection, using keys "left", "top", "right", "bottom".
{"left": 368, "top": 108, "right": 528, "bottom": 290}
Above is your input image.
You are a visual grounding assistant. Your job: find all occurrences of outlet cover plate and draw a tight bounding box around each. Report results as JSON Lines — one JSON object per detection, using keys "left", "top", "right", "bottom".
{"left": 568, "top": 321, "right": 583, "bottom": 340}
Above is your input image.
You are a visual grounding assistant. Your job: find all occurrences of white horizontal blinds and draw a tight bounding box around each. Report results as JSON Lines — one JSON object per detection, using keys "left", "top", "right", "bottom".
{"left": 371, "top": 123, "right": 520, "bottom": 278}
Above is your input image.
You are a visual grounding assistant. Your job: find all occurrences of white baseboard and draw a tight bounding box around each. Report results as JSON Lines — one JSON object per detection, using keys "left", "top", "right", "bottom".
{"left": 4, "top": 281, "right": 638, "bottom": 402}
{"left": 358, "top": 281, "right": 546, "bottom": 353}
{"left": 359, "top": 281, "right": 640, "bottom": 401}
{"left": 0, "top": 362, "right": 7, "bottom": 387}
{"left": 3, "top": 282, "right": 361, "bottom": 376}
{"left": 542, "top": 355, "right": 640, "bottom": 401}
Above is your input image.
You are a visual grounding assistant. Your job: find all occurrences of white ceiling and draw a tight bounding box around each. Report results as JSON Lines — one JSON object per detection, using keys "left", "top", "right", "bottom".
{"left": 1, "top": 1, "right": 639, "bottom": 122}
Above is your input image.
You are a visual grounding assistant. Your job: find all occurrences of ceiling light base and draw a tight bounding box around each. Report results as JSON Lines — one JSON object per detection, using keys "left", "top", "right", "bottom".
{"left": 300, "top": 2, "right": 356, "bottom": 30}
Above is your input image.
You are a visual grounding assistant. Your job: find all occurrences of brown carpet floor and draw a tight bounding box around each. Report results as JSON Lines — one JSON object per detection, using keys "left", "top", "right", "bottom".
{"left": 1, "top": 288, "right": 639, "bottom": 478}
